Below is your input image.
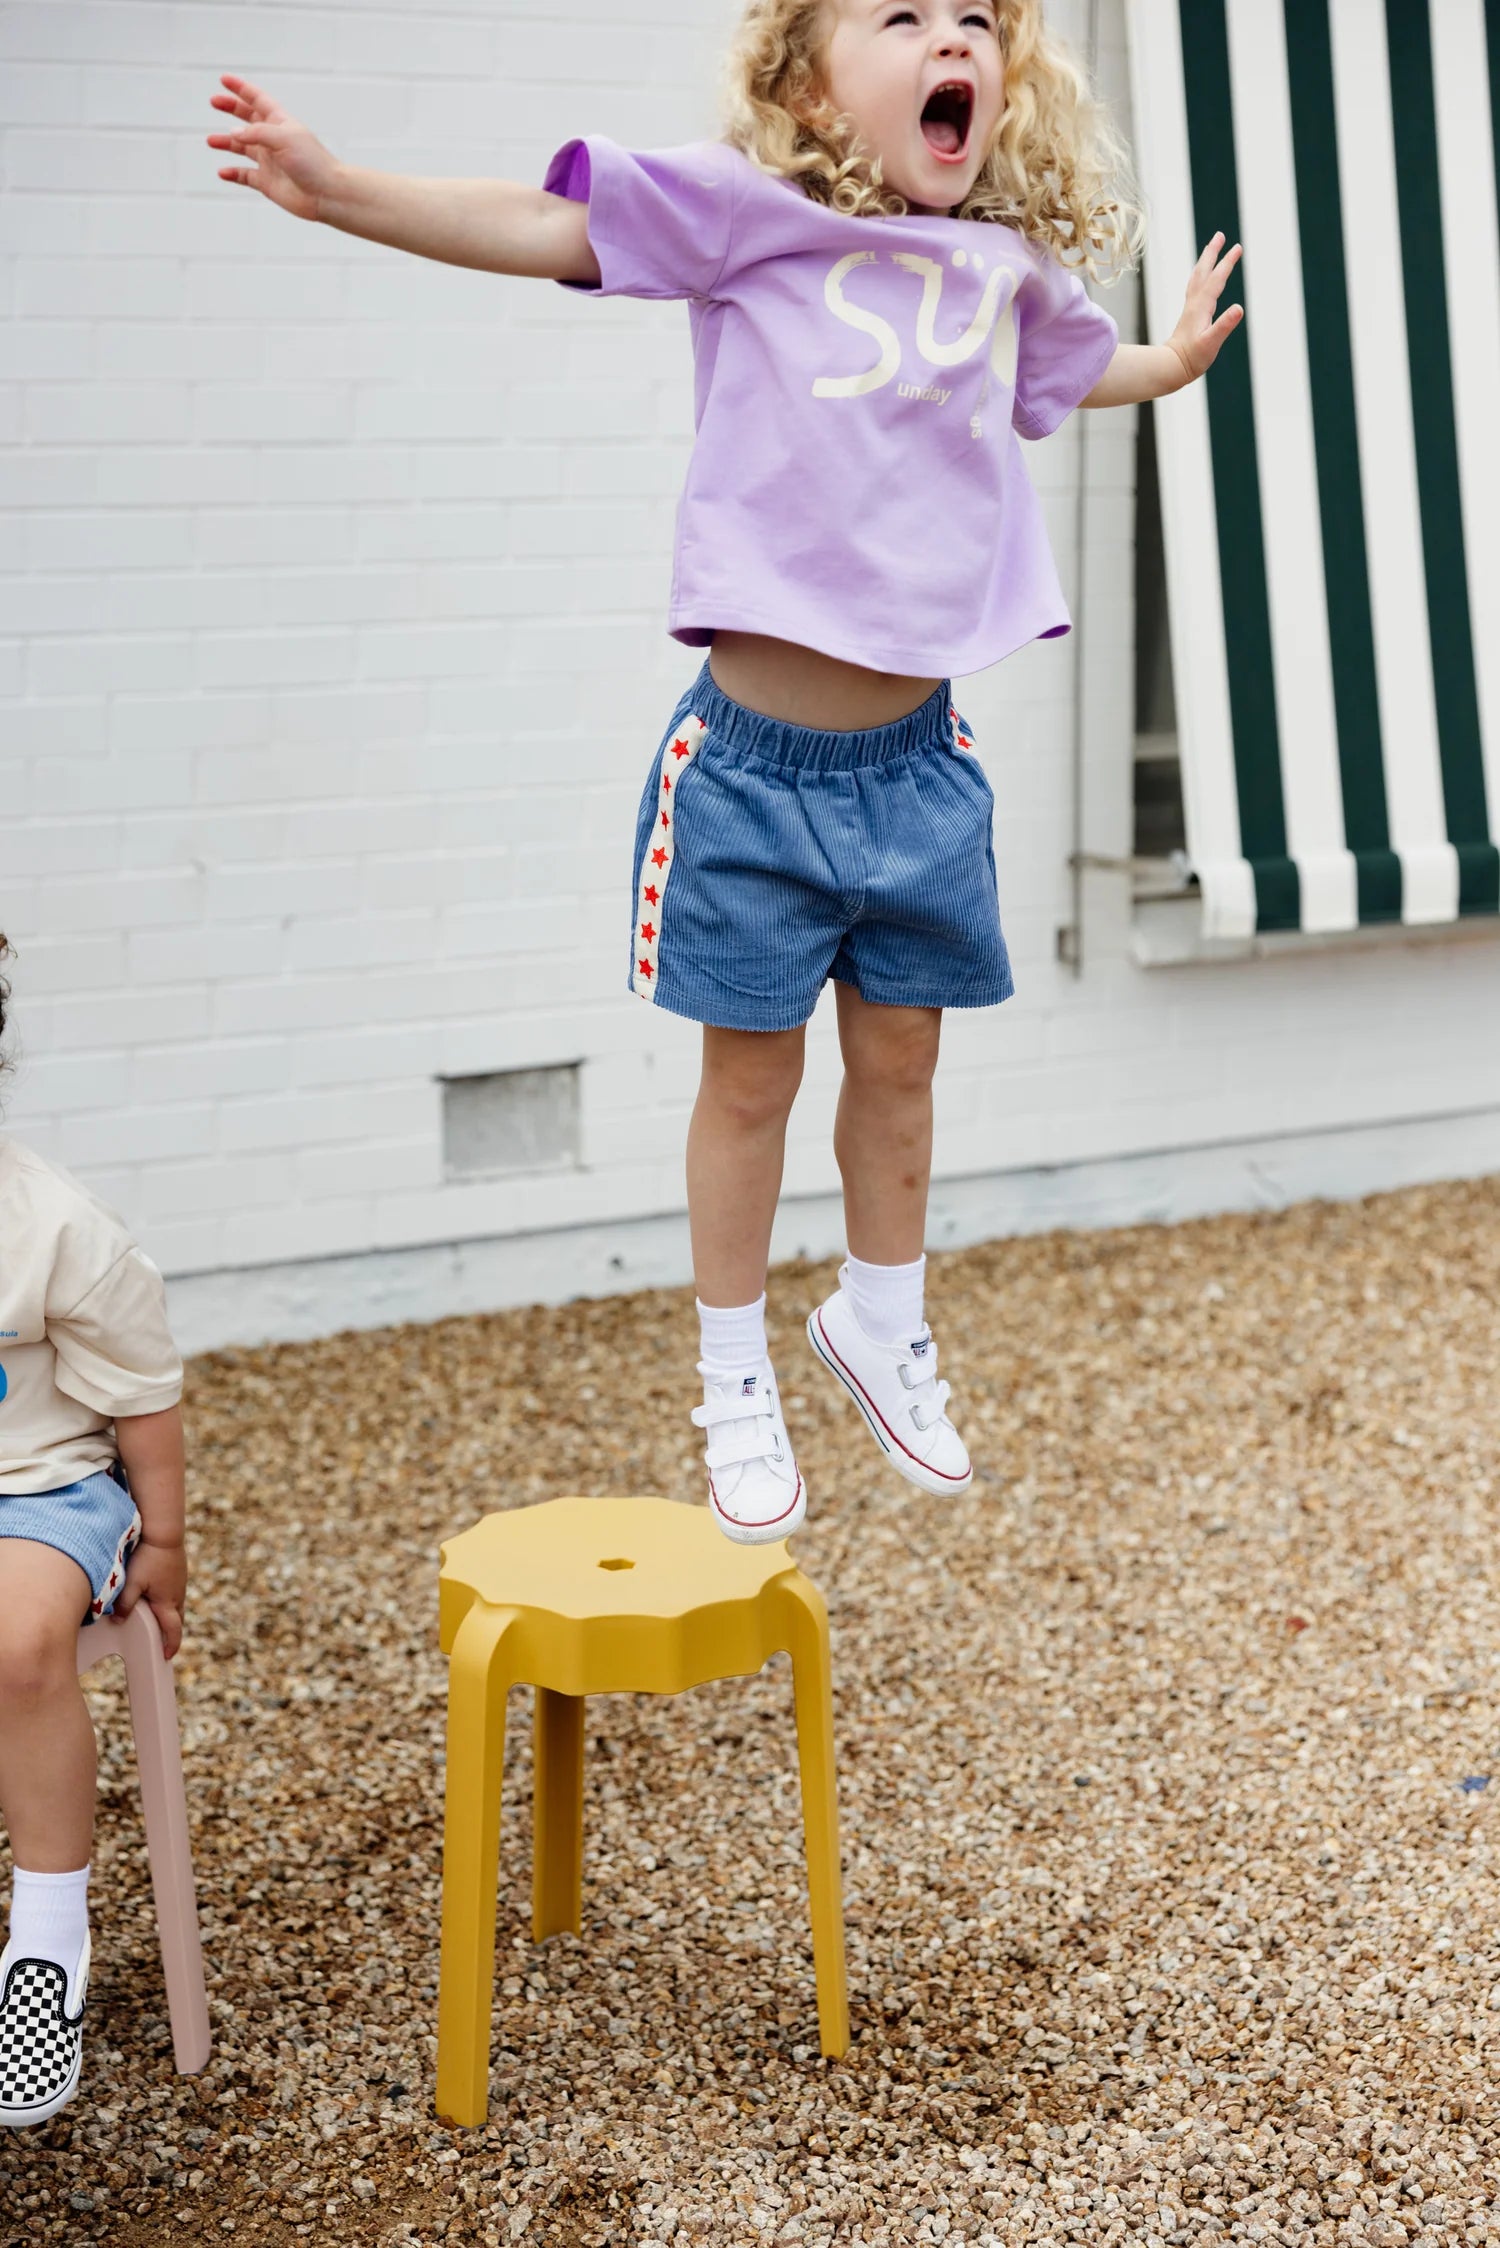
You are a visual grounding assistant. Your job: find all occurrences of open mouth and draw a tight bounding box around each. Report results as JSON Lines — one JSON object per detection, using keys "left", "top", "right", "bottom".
{"left": 920, "top": 81, "right": 974, "bottom": 160}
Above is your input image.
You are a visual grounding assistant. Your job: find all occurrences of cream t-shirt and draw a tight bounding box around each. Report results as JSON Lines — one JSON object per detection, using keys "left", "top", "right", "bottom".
{"left": 0, "top": 1136, "right": 183, "bottom": 1497}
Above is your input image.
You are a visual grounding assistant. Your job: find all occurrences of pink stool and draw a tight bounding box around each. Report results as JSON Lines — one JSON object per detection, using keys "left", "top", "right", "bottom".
{"left": 75, "top": 1601, "right": 211, "bottom": 2074}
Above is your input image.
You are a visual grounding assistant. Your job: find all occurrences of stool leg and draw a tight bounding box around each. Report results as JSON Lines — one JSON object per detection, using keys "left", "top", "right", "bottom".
{"left": 115, "top": 1604, "right": 212, "bottom": 2075}
{"left": 436, "top": 1600, "right": 520, "bottom": 2128}
{"left": 532, "top": 1689, "right": 584, "bottom": 1941}
{"left": 780, "top": 1572, "right": 850, "bottom": 2058}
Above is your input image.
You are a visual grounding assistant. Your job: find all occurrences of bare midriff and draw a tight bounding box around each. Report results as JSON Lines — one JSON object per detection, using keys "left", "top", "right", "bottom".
{"left": 708, "top": 630, "right": 942, "bottom": 733}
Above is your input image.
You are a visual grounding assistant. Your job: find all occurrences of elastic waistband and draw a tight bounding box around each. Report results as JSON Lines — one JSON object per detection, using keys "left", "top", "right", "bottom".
{"left": 687, "top": 664, "right": 953, "bottom": 771}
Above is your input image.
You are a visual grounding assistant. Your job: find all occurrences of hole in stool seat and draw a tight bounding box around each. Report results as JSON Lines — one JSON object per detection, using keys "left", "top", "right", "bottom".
{"left": 598, "top": 1557, "right": 635, "bottom": 1571}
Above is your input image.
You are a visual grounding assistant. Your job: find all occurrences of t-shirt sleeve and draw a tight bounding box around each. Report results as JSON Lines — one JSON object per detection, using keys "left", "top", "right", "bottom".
{"left": 49, "top": 1246, "right": 184, "bottom": 1421}
{"left": 543, "top": 136, "right": 740, "bottom": 301}
{"left": 1011, "top": 251, "right": 1119, "bottom": 441}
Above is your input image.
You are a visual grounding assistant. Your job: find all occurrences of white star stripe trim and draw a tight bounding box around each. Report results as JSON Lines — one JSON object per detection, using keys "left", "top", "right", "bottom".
{"left": 949, "top": 702, "right": 976, "bottom": 753}
{"left": 633, "top": 714, "right": 707, "bottom": 1004}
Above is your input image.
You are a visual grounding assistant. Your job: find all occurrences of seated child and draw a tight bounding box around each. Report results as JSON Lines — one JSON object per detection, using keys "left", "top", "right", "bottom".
{"left": 206, "top": 0, "right": 1241, "bottom": 1543}
{"left": 0, "top": 937, "right": 187, "bottom": 2128}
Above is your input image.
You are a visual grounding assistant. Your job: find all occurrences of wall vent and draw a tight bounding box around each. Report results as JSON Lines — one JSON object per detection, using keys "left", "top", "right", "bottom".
{"left": 441, "top": 1064, "right": 581, "bottom": 1180}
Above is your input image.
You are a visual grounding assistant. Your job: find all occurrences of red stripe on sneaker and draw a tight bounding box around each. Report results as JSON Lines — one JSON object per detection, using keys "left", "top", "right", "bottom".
{"left": 632, "top": 713, "right": 707, "bottom": 1003}
{"left": 811, "top": 1308, "right": 970, "bottom": 1483}
{"left": 708, "top": 1469, "right": 804, "bottom": 1531}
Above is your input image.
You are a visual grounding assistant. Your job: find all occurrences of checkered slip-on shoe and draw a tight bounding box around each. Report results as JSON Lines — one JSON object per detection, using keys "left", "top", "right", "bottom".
{"left": 0, "top": 1935, "right": 88, "bottom": 2128}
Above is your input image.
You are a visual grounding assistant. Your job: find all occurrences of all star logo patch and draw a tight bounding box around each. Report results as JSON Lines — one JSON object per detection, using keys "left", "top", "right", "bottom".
{"left": 910, "top": 1337, "right": 931, "bottom": 1358}
{"left": 741, "top": 1374, "right": 758, "bottom": 1397}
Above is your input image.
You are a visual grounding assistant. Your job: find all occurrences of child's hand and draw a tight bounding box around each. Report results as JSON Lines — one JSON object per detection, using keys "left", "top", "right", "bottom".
{"left": 115, "top": 1539, "right": 187, "bottom": 1661}
{"left": 208, "top": 75, "right": 338, "bottom": 222}
{"left": 1167, "top": 232, "right": 1245, "bottom": 387}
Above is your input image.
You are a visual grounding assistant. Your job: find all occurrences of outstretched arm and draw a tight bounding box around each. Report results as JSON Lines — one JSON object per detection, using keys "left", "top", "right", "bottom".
{"left": 208, "top": 73, "right": 600, "bottom": 284}
{"left": 1080, "top": 231, "right": 1244, "bottom": 409}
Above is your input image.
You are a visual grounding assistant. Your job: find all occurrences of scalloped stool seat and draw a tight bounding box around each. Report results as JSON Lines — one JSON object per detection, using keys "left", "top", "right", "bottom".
{"left": 434, "top": 1495, "right": 848, "bottom": 2127}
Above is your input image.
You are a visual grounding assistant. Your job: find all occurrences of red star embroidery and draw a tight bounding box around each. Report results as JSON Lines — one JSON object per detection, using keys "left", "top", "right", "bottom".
{"left": 671, "top": 737, "right": 691, "bottom": 758}
{"left": 640, "top": 921, "right": 656, "bottom": 942}
{"left": 637, "top": 957, "right": 654, "bottom": 979}
{"left": 643, "top": 884, "right": 659, "bottom": 905}
{"left": 660, "top": 811, "right": 670, "bottom": 830}
{"left": 662, "top": 773, "right": 671, "bottom": 793}
{"left": 958, "top": 733, "right": 972, "bottom": 749}
{"left": 651, "top": 847, "right": 667, "bottom": 868}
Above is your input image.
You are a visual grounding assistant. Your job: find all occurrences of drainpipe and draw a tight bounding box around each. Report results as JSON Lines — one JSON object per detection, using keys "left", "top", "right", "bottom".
{"left": 1065, "top": 0, "right": 1103, "bottom": 981}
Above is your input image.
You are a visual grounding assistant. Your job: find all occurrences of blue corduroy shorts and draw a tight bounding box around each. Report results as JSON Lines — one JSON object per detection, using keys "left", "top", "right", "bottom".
{"left": 0, "top": 1466, "right": 141, "bottom": 1622}
{"left": 627, "top": 665, "right": 1013, "bottom": 1031}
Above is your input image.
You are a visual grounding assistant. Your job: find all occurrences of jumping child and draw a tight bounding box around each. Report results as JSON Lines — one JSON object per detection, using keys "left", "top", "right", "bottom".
{"left": 0, "top": 940, "right": 187, "bottom": 2126}
{"left": 208, "top": 0, "right": 1242, "bottom": 1543}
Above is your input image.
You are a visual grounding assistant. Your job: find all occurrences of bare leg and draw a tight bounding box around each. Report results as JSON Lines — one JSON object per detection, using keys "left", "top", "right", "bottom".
{"left": 0, "top": 1541, "right": 95, "bottom": 1871}
{"left": 686, "top": 1023, "right": 807, "bottom": 1306}
{"left": 832, "top": 985, "right": 942, "bottom": 1265}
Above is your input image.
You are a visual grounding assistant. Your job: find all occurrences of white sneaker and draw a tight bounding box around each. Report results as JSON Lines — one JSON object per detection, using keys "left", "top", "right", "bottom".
{"left": 0, "top": 1932, "right": 89, "bottom": 2129}
{"left": 807, "top": 1278, "right": 973, "bottom": 1497}
{"left": 691, "top": 1357, "right": 807, "bottom": 1544}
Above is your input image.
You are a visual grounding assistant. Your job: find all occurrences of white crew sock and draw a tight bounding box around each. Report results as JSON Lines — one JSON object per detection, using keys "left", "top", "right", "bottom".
{"left": 4, "top": 1864, "right": 90, "bottom": 1991}
{"left": 841, "top": 1253, "right": 927, "bottom": 1345}
{"left": 697, "top": 1294, "right": 768, "bottom": 1374}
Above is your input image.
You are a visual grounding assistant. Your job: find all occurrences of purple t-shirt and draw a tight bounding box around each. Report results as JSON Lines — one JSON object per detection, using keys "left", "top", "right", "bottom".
{"left": 544, "top": 137, "right": 1119, "bottom": 679}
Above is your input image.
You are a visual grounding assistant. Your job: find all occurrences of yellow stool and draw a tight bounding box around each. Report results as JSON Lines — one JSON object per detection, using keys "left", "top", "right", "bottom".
{"left": 435, "top": 1495, "right": 848, "bottom": 2127}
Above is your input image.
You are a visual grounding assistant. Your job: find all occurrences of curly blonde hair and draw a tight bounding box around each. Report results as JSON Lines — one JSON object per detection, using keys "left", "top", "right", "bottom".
{"left": 724, "top": 0, "right": 1144, "bottom": 280}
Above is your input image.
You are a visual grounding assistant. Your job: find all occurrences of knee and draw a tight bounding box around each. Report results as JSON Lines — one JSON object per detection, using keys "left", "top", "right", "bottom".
{"left": 843, "top": 1019, "right": 941, "bottom": 1103}
{"left": 0, "top": 1622, "right": 78, "bottom": 1710}
{"left": 701, "top": 1042, "right": 805, "bottom": 1135}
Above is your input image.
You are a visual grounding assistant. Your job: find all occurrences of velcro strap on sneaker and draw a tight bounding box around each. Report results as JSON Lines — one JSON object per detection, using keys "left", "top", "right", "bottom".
{"left": 691, "top": 1392, "right": 771, "bottom": 1431}
{"left": 911, "top": 1377, "right": 952, "bottom": 1433}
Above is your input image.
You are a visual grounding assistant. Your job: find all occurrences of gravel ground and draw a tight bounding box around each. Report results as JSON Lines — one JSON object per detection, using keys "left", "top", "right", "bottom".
{"left": 4, "top": 1175, "right": 1500, "bottom": 2246}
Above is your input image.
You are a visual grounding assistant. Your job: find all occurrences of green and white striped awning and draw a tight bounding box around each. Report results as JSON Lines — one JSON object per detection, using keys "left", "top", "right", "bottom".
{"left": 1125, "top": 0, "right": 1500, "bottom": 938}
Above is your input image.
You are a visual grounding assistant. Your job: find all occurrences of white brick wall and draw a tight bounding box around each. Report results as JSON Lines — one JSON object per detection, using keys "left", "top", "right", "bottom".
{"left": 4, "top": 0, "right": 1499, "bottom": 1342}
